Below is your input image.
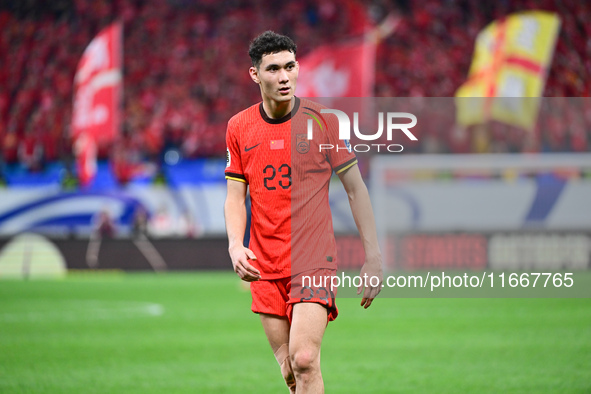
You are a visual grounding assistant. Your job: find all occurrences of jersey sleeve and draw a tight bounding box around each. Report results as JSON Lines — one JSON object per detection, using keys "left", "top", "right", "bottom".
{"left": 325, "top": 113, "right": 357, "bottom": 175}
{"left": 224, "top": 119, "right": 247, "bottom": 183}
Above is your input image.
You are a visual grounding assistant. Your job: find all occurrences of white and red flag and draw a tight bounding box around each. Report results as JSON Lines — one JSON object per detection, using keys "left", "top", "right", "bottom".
{"left": 72, "top": 22, "right": 122, "bottom": 185}
{"left": 296, "top": 40, "right": 376, "bottom": 97}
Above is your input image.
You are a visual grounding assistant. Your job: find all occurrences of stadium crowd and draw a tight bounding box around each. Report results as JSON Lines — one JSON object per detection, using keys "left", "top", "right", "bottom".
{"left": 0, "top": 0, "right": 590, "bottom": 181}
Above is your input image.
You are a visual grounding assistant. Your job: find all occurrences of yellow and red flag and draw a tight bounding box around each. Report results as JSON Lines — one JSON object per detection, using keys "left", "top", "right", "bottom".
{"left": 455, "top": 11, "right": 560, "bottom": 130}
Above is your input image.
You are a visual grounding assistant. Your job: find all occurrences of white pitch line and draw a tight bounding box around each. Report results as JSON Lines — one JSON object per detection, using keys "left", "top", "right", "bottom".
{"left": 0, "top": 300, "right": 164, "bottom": 323}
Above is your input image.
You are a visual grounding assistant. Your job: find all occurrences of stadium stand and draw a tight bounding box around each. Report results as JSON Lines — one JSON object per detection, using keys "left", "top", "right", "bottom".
{"left": 0, "top": 0, "right": 589, "bottom": 187}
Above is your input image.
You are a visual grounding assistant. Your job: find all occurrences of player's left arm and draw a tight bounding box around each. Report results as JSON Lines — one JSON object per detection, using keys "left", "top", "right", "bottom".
{"left": 338, "top": 164, "right": 383, "bottom": 309}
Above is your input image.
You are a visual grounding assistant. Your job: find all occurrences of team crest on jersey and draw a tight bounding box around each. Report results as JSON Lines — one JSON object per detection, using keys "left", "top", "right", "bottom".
{"left": 226, "top": 148, "right": 231, "bottom": 167}
{"left": 296, "top": 134, "right": 310, "bottom": 154}
{"left": 344, "top": 139, "right": 352, "bottom": 153}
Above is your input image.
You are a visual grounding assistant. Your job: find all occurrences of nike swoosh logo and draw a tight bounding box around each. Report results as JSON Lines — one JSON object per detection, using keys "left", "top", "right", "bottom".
{"left": 245, "top": 143, "right": 261, "bottom": 152}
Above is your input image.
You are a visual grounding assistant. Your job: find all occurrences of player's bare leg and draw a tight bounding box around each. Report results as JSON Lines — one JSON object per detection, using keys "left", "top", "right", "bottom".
{"left": 260, "top": 314, "right": 296, "bottom": 393}
{"left": 289, "top": 303, "right": 328, "bottom": 394}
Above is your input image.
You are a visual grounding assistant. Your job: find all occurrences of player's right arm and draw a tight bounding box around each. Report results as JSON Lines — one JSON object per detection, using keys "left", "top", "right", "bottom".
{"left": 224, "top": 115, "right": 260, "bottom": 281}
{"left": 224, "top": 179, "right": 261, "bottom": 282}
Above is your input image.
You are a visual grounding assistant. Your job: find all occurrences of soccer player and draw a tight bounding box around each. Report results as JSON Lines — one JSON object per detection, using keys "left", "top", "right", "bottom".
{"left": 224, "top": 31, "right": 383, "bottom": 393}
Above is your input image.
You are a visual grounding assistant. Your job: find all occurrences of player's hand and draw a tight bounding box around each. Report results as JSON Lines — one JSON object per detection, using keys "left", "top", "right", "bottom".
{"left": 229, "top": 245, "right": 261, "bottom": 282}
{"left": 358, "top": 253, "right": 383, "bottom": 309}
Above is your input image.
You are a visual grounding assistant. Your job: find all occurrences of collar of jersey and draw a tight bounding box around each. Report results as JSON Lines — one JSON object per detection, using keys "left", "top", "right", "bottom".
{"left": 259, "top": 97, "right": 300, "bottom": 125}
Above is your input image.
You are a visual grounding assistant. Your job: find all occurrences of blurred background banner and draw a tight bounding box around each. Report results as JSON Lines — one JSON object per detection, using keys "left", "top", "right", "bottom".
{"left": 456, "top": 11, "right": 561, "bottom": 130}
{"left": 72, "top": 21, "right": 123, "bottom": 186}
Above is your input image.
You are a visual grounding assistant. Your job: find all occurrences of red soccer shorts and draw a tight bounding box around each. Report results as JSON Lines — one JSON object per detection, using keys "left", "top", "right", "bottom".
{"left": 250, "top": 269, "right": 338, "bottom": 323}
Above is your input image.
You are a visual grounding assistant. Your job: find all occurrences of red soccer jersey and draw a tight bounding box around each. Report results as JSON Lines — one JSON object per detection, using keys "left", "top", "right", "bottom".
{"left": 225, "top": 97, "right": 357, "bottom": 279}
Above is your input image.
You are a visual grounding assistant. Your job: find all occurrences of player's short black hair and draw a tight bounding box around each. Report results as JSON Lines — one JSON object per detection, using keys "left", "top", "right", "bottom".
{"left": 248, "top": 31, "right": 297, "bottom": 68}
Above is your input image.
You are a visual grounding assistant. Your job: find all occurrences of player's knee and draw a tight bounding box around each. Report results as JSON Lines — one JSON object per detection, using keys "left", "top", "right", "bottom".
{"left": 290, "top": 348, "right": 319, "bottom": 374}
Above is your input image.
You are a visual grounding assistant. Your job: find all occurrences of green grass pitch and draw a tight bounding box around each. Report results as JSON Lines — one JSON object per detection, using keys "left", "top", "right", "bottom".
{"left": 1, "top": 272, "right": 589, "bottom": 393}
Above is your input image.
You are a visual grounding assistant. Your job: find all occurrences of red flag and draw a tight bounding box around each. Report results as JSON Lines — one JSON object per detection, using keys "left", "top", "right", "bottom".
{"left": 296, "top": 40, "right": 376, "bottom": 97}
{"left": 72, "top": 22, "right": 122, "bottom": 185}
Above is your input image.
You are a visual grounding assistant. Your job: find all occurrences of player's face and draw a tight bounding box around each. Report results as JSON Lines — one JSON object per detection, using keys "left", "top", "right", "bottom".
{"left": 250, "top": 51, "right": 298, "bottom": 104}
